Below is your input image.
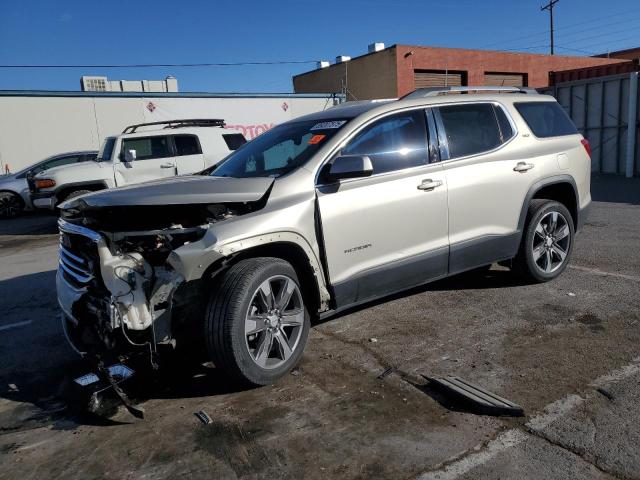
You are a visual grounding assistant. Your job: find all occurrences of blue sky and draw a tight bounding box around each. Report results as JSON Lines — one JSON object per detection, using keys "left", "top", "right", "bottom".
{"left": 1, "top": 0, "right": 638, "bottom": 92}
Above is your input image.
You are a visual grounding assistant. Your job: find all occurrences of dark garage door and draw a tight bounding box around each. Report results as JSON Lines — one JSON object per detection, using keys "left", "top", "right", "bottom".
{"left": 414, "top": 70, "right": 466, "bottom": 88}
{"left": 484, "top": 72, "right": 527, "bottom": 87}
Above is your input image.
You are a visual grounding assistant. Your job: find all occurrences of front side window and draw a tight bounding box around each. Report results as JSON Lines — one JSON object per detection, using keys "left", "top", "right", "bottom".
{"left": 212, "top": 119, "right": 348, "bottom": 178}
{"left": 173, "top": 135, "right": 202, "bottom": 156}
{"left": 121, "top": 136, "right": 171, "bottom": 160}
{"left": 515, "top": 101, "right": 578, "bottom": 138}
{"left": 436, "top": 103, "right": 502, "bottom": 159}
{"left": 341, "top": 110, "right": 429, "bottom": 174}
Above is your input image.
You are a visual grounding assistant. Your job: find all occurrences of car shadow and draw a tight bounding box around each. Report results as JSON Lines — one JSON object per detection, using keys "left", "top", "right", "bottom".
{"left": 0, "top": 211, "right": 58, "bottom": 235}
{"left": 316, "top": 267, "right": 529, "bottom": 325}
{"left": 0, "top": 265, "right": 523, "bottom": 427}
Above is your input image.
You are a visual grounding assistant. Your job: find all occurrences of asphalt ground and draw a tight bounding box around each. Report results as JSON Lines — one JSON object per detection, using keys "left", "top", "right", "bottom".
{"left": 0, "top": 174, "right": 639, "bottom": 480}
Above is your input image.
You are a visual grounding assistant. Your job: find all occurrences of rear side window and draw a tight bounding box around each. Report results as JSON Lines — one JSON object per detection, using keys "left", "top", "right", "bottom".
{"left": 173, "top": 135, "right": 202, "bottom": 156}
{"left": 436, "top": 103, "right": 502, "bottom": 159}
{"left": 121, "top": 136, "right": 171, "bottom": 160}
{"left": 341, "top": 110, "right": 428, "bottom": 174}
{"left": 222, "top": 133, "right": 247, "bottom": 151}
{"left": 515, "top": 102, "right": 578, "bottom": 138}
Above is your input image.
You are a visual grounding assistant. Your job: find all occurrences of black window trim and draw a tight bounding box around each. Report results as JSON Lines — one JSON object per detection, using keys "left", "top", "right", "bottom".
{"left": 513, "top": 100, "right": 579, "bottom": 140}
{"left": 170, "top": 133, "right": 203, "bottom": 157}
{"left": 434, "top": 101, "right": 519, "bottom": 163}
{"left": 120, "top": 135, "right": 173, "bottom": 161}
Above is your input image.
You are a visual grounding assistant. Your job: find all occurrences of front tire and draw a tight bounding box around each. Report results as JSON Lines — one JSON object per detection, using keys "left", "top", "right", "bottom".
{"left": 514, "top": 199, "right": 574, "bottom": 283}
{"left": 205, "top": 257, "right": 310, "bottom": 386}
{"left": 0, "top": 192, "right": 24, "bottom": 219}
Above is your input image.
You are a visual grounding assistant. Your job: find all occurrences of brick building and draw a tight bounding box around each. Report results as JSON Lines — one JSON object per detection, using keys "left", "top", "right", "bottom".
{"left": 293, "top": 43, "right": 626, "bottom": 100}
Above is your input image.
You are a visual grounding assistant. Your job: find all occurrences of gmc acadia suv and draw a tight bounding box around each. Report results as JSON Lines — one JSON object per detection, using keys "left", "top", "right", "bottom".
{"left": 56, "top": 87, "right": 591, "bottom": 387}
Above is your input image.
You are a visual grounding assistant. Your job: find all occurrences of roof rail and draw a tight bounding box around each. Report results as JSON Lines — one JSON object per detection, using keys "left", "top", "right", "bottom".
{"left": 122, "top": 118, "right": 225, "bottom": 134}
{"left": 401, "top": 86, "right": 539, "bottom": 100}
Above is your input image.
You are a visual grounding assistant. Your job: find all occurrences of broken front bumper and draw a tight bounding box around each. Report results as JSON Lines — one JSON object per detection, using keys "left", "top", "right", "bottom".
{"left": 57, "top": 219, "right": 184, "bottom": 356}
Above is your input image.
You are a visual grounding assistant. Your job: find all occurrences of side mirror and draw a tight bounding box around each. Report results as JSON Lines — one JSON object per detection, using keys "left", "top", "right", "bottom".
{"left": 123, "top": 149, "right": 137, "bottom": 163}
{"left": 325, "top": 155, "right": 373, "bottom": 182}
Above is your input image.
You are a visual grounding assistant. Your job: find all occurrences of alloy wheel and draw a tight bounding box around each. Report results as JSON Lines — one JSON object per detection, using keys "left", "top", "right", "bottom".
{"left": 244, "top": 275, "right": 305, "bottom": 370}
{"left": 532, "top": 211, "right": 571, "bottom": 274}
{"left": 0, "top": 194, "right": 21, "bottom": 218}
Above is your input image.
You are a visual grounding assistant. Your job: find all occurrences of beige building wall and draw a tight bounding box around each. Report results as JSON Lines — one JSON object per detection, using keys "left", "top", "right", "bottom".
{"left": 293, "top": 48, "right": 398, "bottom": 101}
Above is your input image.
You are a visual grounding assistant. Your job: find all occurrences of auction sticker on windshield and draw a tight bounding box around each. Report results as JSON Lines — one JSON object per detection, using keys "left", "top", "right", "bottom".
{"left": 311, "top": 120, "right": 346, "bottom": 130}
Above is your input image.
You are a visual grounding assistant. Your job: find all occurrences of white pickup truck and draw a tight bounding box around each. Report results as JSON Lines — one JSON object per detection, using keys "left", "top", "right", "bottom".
{"left": 31, "top": 119, "right": 246, "bottom": 209}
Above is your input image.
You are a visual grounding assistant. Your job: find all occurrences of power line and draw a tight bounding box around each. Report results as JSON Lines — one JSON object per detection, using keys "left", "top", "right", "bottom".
{"left": 541, "top": 0, "right": 560, "bottom": 55}
{"left": 479, "top": 6, "right": 640, "bottom": 50}
{"left": 0, "top": 60, "right": 319, "bottom": 69}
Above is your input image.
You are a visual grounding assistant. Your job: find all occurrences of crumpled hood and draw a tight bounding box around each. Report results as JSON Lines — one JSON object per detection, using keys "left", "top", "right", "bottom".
{"left": 64, "top": 175, "right": 274, "bottom": 209}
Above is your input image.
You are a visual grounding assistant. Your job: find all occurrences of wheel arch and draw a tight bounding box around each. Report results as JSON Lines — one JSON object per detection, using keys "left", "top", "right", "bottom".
{"left": 201, "top": 236, "right": 330, "bottom": 315}
{"left": 54, "top": 181, "right": 108, "bottom": 202}
{"left": 518, "top": 176, "right": 579, "bottom": 235}
{"left": 0, "top": 189, "right": 24, "bottom": 206}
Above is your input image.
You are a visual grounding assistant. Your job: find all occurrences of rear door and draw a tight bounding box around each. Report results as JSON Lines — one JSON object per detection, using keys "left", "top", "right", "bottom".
{"left": 316, "top": 109, "right": 449, "bottom": 307}
{"left": 172, "top": 134, "right": 205, "bottom": 175}
{"left": 436, "top": 102, "right": 541, "bottom": 273}
{"left": 114, "top": 135, "right": 176, "bottom": 186}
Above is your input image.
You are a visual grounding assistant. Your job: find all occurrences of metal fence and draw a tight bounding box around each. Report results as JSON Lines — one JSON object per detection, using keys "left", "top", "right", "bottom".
{"left": 540, "top": 72, "right": 639, "bottom": 177}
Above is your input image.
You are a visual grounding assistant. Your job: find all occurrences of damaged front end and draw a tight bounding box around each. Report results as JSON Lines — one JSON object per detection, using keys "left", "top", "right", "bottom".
{"left": 57, "top": 176, "right": 274, "bottom": 366}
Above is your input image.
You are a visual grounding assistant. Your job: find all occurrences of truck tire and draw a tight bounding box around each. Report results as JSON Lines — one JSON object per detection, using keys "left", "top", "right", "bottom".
{"left": 513, "top": 199, "right": 574, "bottom": 283}
{"left": 0, "top": 192, "right": 24, "bottom": 219}
{"left": 205, "top": 257, "right": 310, "bottom": 386}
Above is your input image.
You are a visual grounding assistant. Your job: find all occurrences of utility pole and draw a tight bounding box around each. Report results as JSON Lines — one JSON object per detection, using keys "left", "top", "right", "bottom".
{"left": 541, "top": 0, "right": 559, "bottom": 55}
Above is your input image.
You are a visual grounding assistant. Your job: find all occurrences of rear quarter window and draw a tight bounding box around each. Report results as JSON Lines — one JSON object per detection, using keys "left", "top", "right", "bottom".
{"left": 515, "top": 102, "right": 578, "bottom": 138}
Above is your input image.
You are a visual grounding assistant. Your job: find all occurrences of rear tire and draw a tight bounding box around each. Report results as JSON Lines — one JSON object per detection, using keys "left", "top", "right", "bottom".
{"left": 205, "top": 257, "right": 310, "bottom": 386}
{"left": 0, "top": 192, "right": 24, "bottom": 219}
{"left": 513, "top": 199, "right": 574, "bottom": 283}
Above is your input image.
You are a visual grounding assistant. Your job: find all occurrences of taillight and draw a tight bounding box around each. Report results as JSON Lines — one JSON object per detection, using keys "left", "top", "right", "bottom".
{"left": 581, "top": 138, "right": 591, "bottom": 157}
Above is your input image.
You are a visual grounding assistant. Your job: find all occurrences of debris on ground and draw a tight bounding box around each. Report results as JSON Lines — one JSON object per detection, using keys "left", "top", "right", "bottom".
{"left": 425, "top": 375, "right": 524, "bottom": 417}
{"left": 377, "top": 367, "right": 394, "bottom": 379}
{"left": 567, "top": 292, "right": 577, "bottom": 297}
{"left": 194, "top": 410, "right": 213, "bottom": 425}
{"left": 369, "top": 338, "right": 378, "bottom": 343}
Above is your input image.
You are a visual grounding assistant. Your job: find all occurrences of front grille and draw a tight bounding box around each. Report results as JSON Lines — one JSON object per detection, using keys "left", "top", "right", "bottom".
{"left": 58, "top": 219, "right": 102, "bottom": 289}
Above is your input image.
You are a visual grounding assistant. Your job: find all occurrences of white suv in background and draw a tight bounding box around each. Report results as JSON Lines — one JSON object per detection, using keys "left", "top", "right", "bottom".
{"left": 31, "top": 119, "right": 246, "bottom": 209}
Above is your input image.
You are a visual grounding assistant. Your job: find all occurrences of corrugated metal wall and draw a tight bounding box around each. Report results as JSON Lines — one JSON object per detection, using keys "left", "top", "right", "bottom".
{"left": 540, "top": 72, "right": 639, "bottom": 176}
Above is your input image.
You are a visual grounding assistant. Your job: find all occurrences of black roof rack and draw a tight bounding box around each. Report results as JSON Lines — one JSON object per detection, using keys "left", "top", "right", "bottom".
{"left": 122, "top": 119, "right": 225, "bottom": 134}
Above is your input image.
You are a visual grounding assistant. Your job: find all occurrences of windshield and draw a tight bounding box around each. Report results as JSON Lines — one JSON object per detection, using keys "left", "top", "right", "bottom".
{"left": 98, "top": 136, "right": 117, "bottom": 161}
{"left": 211, "top": 119, "right": 349, "bottom": 178}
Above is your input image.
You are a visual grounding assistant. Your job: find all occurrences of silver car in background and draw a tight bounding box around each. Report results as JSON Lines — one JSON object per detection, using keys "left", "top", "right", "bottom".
{"left": 0, "top": 151, "right": 97, "bottom": 218}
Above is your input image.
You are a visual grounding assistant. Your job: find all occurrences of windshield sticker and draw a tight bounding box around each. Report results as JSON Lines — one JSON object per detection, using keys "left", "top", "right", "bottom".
{"left": 308, "top": 134, "right": 326, "bottom": 145}
{"left": 311, "top": 120, "right": 346, "bottom": 130}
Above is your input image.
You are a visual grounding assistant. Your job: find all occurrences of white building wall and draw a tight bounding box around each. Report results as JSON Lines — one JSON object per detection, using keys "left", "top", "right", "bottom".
{"left": 0, "top": 93, "right": 341, "bottom": 172}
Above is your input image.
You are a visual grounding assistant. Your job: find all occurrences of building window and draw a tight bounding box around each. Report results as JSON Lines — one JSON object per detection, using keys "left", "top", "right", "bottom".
{"left": 414, "top": 70, "right": 468, "bottom": 88}
{"left": 484, "top": 72, "right": 528, "bottom": 87}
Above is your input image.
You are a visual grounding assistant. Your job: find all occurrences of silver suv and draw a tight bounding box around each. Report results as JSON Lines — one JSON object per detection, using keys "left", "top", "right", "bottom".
{"left": 57, "top": 87, "right": 591, "bottom": 387}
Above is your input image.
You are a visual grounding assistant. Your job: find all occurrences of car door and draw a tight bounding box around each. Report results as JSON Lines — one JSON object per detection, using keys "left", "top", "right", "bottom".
{"left": 436, "top": 102, "right": 542, "bottom": 274}
{"left": 113, "top": 135, "right": 176, "bottom": 186}
{"left": 316, "top": 109, "right": 449, "bottom": 308}
{"left": 172, "top": 134, "right": 205, "bottom": 175}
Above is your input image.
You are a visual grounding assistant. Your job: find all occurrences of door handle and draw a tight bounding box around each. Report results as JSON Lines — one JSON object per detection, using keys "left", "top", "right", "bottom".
{"left": 160, "top": 163, "right": 175, "bottom": 169}
{"left": 417, "top": 179, "right": 443, "bottom": 191}
{"left": 513, "top": 162, "right": 534, "bottom": 172}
